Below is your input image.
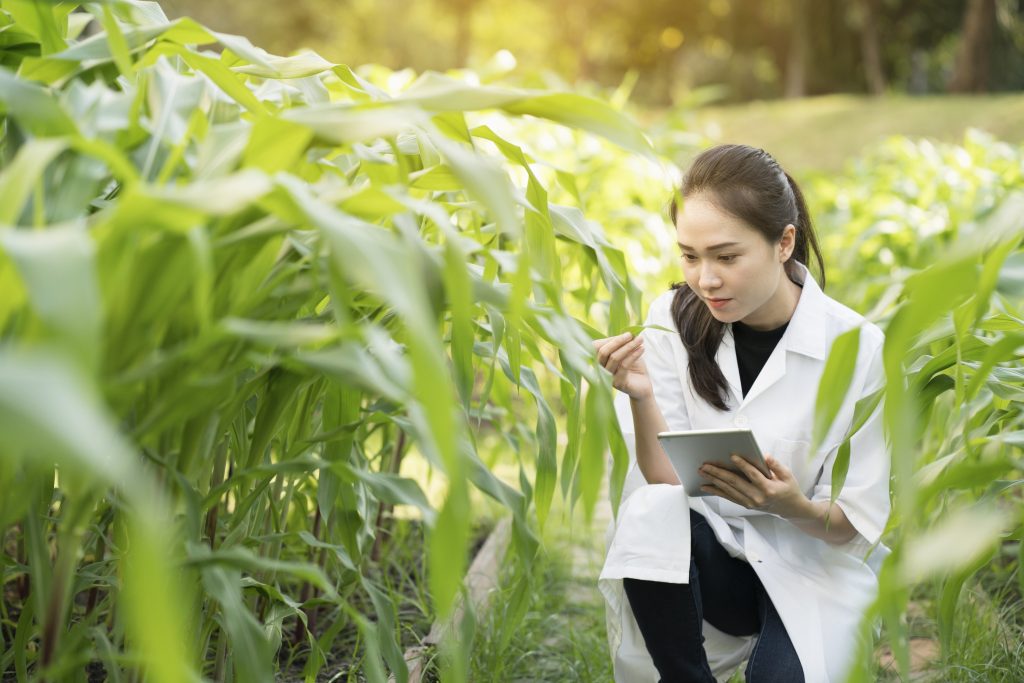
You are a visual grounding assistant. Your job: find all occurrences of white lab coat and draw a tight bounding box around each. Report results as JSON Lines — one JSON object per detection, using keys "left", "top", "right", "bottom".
{"left": 599, "top": 261, "right": 891, "bottom": 683}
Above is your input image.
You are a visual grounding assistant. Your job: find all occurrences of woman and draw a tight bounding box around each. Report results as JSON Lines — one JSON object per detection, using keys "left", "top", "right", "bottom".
{"left": 595, "top": 144, "right": 891, "bottom": 682}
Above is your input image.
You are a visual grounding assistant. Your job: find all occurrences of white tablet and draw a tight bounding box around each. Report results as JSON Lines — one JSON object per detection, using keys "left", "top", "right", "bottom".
{"left": 657, "top": 428, "right": 771, "bottom": 497}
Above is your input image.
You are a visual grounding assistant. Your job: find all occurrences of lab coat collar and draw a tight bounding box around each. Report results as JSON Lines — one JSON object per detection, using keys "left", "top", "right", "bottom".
{"left": 717, "top": 261, "right": 827, "bottom": 407}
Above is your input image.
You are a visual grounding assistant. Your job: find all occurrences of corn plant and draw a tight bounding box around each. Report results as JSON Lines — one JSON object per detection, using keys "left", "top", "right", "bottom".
{"left": 802, "top": 132, "right": 1024, "bottom": 682}
{"left": 0, "top": 1, "right": 654, "bottom": 680}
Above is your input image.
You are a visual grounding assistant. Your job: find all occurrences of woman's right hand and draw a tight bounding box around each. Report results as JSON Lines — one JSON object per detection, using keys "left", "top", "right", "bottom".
{"left": 593, "top": 332, "right": 653, "bottom": 400}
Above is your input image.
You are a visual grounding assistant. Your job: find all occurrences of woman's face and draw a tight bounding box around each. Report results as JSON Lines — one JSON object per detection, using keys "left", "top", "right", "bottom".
{"left": 675, "top": 193, "right": 796, "bottom": 329}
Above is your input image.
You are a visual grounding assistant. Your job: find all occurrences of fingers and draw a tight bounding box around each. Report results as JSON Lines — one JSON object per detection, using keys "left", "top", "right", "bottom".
{"left": 701, "top": 462, "right": 764, "bottom": 509}
{"left": 699, "top": 484, "right": 732, "bottom": 501}
{"left": 595, "top": 333, "right": 643, "bottom": 375}
{"left": 765, "top": 455, "right": 791, "bottom": 480}
{"left": 593, "top": 332, "right": 636, "bottom": 358}
{"left": 730, "top": 454, "right": 770, "bottom": 483}
{"left": 701, "top": 462, "right": 758, "bottom": 498}
{"left": 611, "top": 343, "right": 645, "bottom": 391}
{"left": 700, "top": 479, "right": 755, "bottom": 508}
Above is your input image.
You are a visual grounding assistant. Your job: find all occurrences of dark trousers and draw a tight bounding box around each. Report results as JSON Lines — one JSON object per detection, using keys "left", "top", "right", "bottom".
{"left": 622, "top": 511, "right": 805, "bottom": 683}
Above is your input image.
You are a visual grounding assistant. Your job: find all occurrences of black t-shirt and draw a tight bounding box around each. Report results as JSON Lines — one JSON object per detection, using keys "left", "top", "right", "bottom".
{"left": 733, "top": 319, "right": 788, "bottom": 397}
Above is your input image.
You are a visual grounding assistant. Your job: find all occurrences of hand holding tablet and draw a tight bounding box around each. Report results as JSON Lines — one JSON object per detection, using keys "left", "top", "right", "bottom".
{"left": 657, "top": 428, "right": 771, "bottom": 498}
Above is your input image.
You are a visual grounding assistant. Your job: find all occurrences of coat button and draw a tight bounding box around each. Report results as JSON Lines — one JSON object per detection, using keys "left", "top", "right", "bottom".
{"left": 734, "top": 415, "right": 749, "bottom": 427}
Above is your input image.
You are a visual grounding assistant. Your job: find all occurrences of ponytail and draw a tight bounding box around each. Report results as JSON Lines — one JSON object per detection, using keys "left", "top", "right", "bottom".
{"left": 782, "top": 171, "right": 826, "bottom": 290}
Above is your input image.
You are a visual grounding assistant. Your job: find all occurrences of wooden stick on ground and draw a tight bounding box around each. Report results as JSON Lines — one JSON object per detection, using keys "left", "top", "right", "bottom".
{"left": 392, "top": 516, "right": 513, "bottom": 683}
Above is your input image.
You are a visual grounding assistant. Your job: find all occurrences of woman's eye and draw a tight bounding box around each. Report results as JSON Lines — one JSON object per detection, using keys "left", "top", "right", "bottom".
{"left": 681, "top": 254, "right": 697, "bottom": 262}
{"left": 719, "top": 255, "right": 736, "bottom": 262}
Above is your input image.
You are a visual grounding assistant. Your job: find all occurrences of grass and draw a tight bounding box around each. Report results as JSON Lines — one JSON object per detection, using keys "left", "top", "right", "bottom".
{"left": 671, "top": 93, "right": 1024, "bottom": 175}
{"left": 468, "top": 496, "right": 614, "bottom": 682}
{"left": 872, "top": 569, "right": 1024, "bottom": 683}
{"left": 467, "top": 486, "right": 1024, "bottom": 683}
{"left": 470, "top": 529, "right": 1024, "bottom": 683}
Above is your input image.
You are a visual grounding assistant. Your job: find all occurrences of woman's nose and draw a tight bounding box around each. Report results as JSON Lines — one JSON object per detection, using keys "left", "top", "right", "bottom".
{"left": 699, "top": 264, "right": 721, "bottom": 290}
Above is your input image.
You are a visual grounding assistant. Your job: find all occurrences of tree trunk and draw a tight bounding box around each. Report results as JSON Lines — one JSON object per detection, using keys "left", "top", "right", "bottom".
{"left": 785, "top": 0, "right": 810, "bottom": 98}
{"left": 454, "top": 6, "right": 472, "bottom": 67}
{"left": 558, "top": 0, "right": 592, "bottom": 83}
{"left": 859, "top": 0, "right": 887, "bottom": 95}
{"left": 948, "top": 0, "right": 996, "bottom": 93}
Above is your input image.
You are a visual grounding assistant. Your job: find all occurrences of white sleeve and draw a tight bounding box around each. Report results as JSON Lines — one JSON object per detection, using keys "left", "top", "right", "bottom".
{"left": 614, "top": 292, "right": 692, "bottom": 504}
{"left": 810, "top": 335, "right": 891, "bottom": 546}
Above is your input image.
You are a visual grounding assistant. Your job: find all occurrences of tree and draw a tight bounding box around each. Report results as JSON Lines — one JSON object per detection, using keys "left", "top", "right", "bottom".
{"left": 439, "top": 0, "right": 482, "bottom": 67}
{"left": 784, "top": 0, "right": 811, "bottom": 98}
{"left": 856, "top": 0, "right": 887, "bottom": 94}
{"left": 948, "top": 0, "right": 997, "bottom": 92}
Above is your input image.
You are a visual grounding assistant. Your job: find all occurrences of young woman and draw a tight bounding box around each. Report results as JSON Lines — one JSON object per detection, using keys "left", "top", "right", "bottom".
{"left": 594, "top": 144, "right": 891, "bottom": 683}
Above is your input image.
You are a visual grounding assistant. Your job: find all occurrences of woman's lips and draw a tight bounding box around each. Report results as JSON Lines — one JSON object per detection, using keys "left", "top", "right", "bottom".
{"left": 706, "top": 297, "right": 731, "bottom": 309}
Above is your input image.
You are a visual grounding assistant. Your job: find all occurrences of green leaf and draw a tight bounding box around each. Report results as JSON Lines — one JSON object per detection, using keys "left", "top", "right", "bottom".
{"left": 0, "top": 351, "right": 196, "bottom": 683}
{"left": 362, "top": 578, "right": 409, "bottom": 683}
{"left": 443, "top": 236, "right": 475, "bottom": 407}
{"left": 502, "top": 92, "right": 655, "bottom": 158}
{"left": 578, "top": 378, "right": 612, "bottom": 522}
{"left": 4, "top": 0, "right": 67, "bottom": 55}
{"left": 198, "top": 564, "right": 275, "bottom": 683}
{"left": 169, "top": 44, "right": 266, "bottom": 115}
{"left": 429, "top": 482, "right": 470, "bottom": 621}
{"left": 247, "top": 369, "right": 308, "bottom": 468}
{"left": 0, "top": 222, "right": 102, "bottom": 372}
{"left": 828, "top": 440, "right": 851, "bottom": 507}
{"left": 812, "top": 327, "right": 861, "bottom": 452}
{"left": 242, "top": 116, "right": 314, "bottom": 172}
{"left": 99, "top": 5, "right": 132, "bottom": 75}
{"left": 396, "top": 72, "right": 654, "bottom": 157}
{"left": 0, "top": 138, "right": 67, "bottom": 225}
{"left": 427, "top": 128, "right": 521, "bottom": 238}
{"left": 616, "top": 323, "right": 674, "bottom": 337}
{"left": 898, "top": 506, "right": 1009, "bottom": 585}
{"left": 282, "top": 103, "right": 429, "bottom": 144}
{"left": 334, "top": 463, "right": 437, "bottom": 525}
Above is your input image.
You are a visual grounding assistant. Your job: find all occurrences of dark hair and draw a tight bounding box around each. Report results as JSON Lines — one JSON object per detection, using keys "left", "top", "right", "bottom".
{"left": 667, "top": 144, "right": 825, "bottom": 411}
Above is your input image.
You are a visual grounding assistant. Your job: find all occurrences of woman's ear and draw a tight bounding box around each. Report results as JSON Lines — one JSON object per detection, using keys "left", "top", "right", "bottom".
{"left": 779, "top": 224, "right": 797, "bottom": 261}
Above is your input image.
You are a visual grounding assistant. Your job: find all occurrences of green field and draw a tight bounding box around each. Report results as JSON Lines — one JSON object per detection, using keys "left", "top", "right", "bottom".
{"left": 2, "top": 4, "right": 1022, "bottom": 682}
{"left": 684, "top": 94, "right": 1024, "bottom": 174}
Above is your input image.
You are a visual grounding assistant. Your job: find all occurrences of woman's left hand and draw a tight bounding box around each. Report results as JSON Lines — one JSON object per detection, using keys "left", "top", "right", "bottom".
{"left": 699, "top": 454, "right": 809, "bottom": 519}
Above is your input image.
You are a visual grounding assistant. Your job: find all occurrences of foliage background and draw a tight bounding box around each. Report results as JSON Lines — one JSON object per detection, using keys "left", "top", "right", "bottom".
{"left": 1, "top": 1, "right": 1023, "bottom": 682}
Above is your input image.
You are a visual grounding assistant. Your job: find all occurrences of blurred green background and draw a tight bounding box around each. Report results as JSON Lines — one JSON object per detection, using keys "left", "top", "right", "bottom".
{"left": 159, "top": 0, "right": 1024, "bottom": 176}
{"left": 161, "top": 0, "right": 1024, "bottom": 106}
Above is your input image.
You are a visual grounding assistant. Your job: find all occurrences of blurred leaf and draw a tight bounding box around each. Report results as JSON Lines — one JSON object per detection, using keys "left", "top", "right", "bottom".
{"left": 283, "top": 103, "right": 429, "bottom": 144}
{"left": 0, "top": 138, "right": 67, "bottom": 225}
{"left": 242, "top": 116, "right": 313, "bottom": 172}
{"left": 0, "top": 351, "right": 133, "bottom": 484}
{"left": 4, "top": 0, "right": 67, "bottom": 55}
{"left": 99, "top": 4, "right": 132, "bottom": 75}
{"left": 0, "top": 223, "right": 102, "bottom": 371}
{"left": 0, "top": 350, "right": 196, "bottom": 682}
{"left": 898, "top": 506, "right": 1010, "bottom": 585}
{"left": 397, "top": 72, "right": 654, "bottom": 157}
{"left": 996, "top": 250, "right": 1024, "bottom": 297}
